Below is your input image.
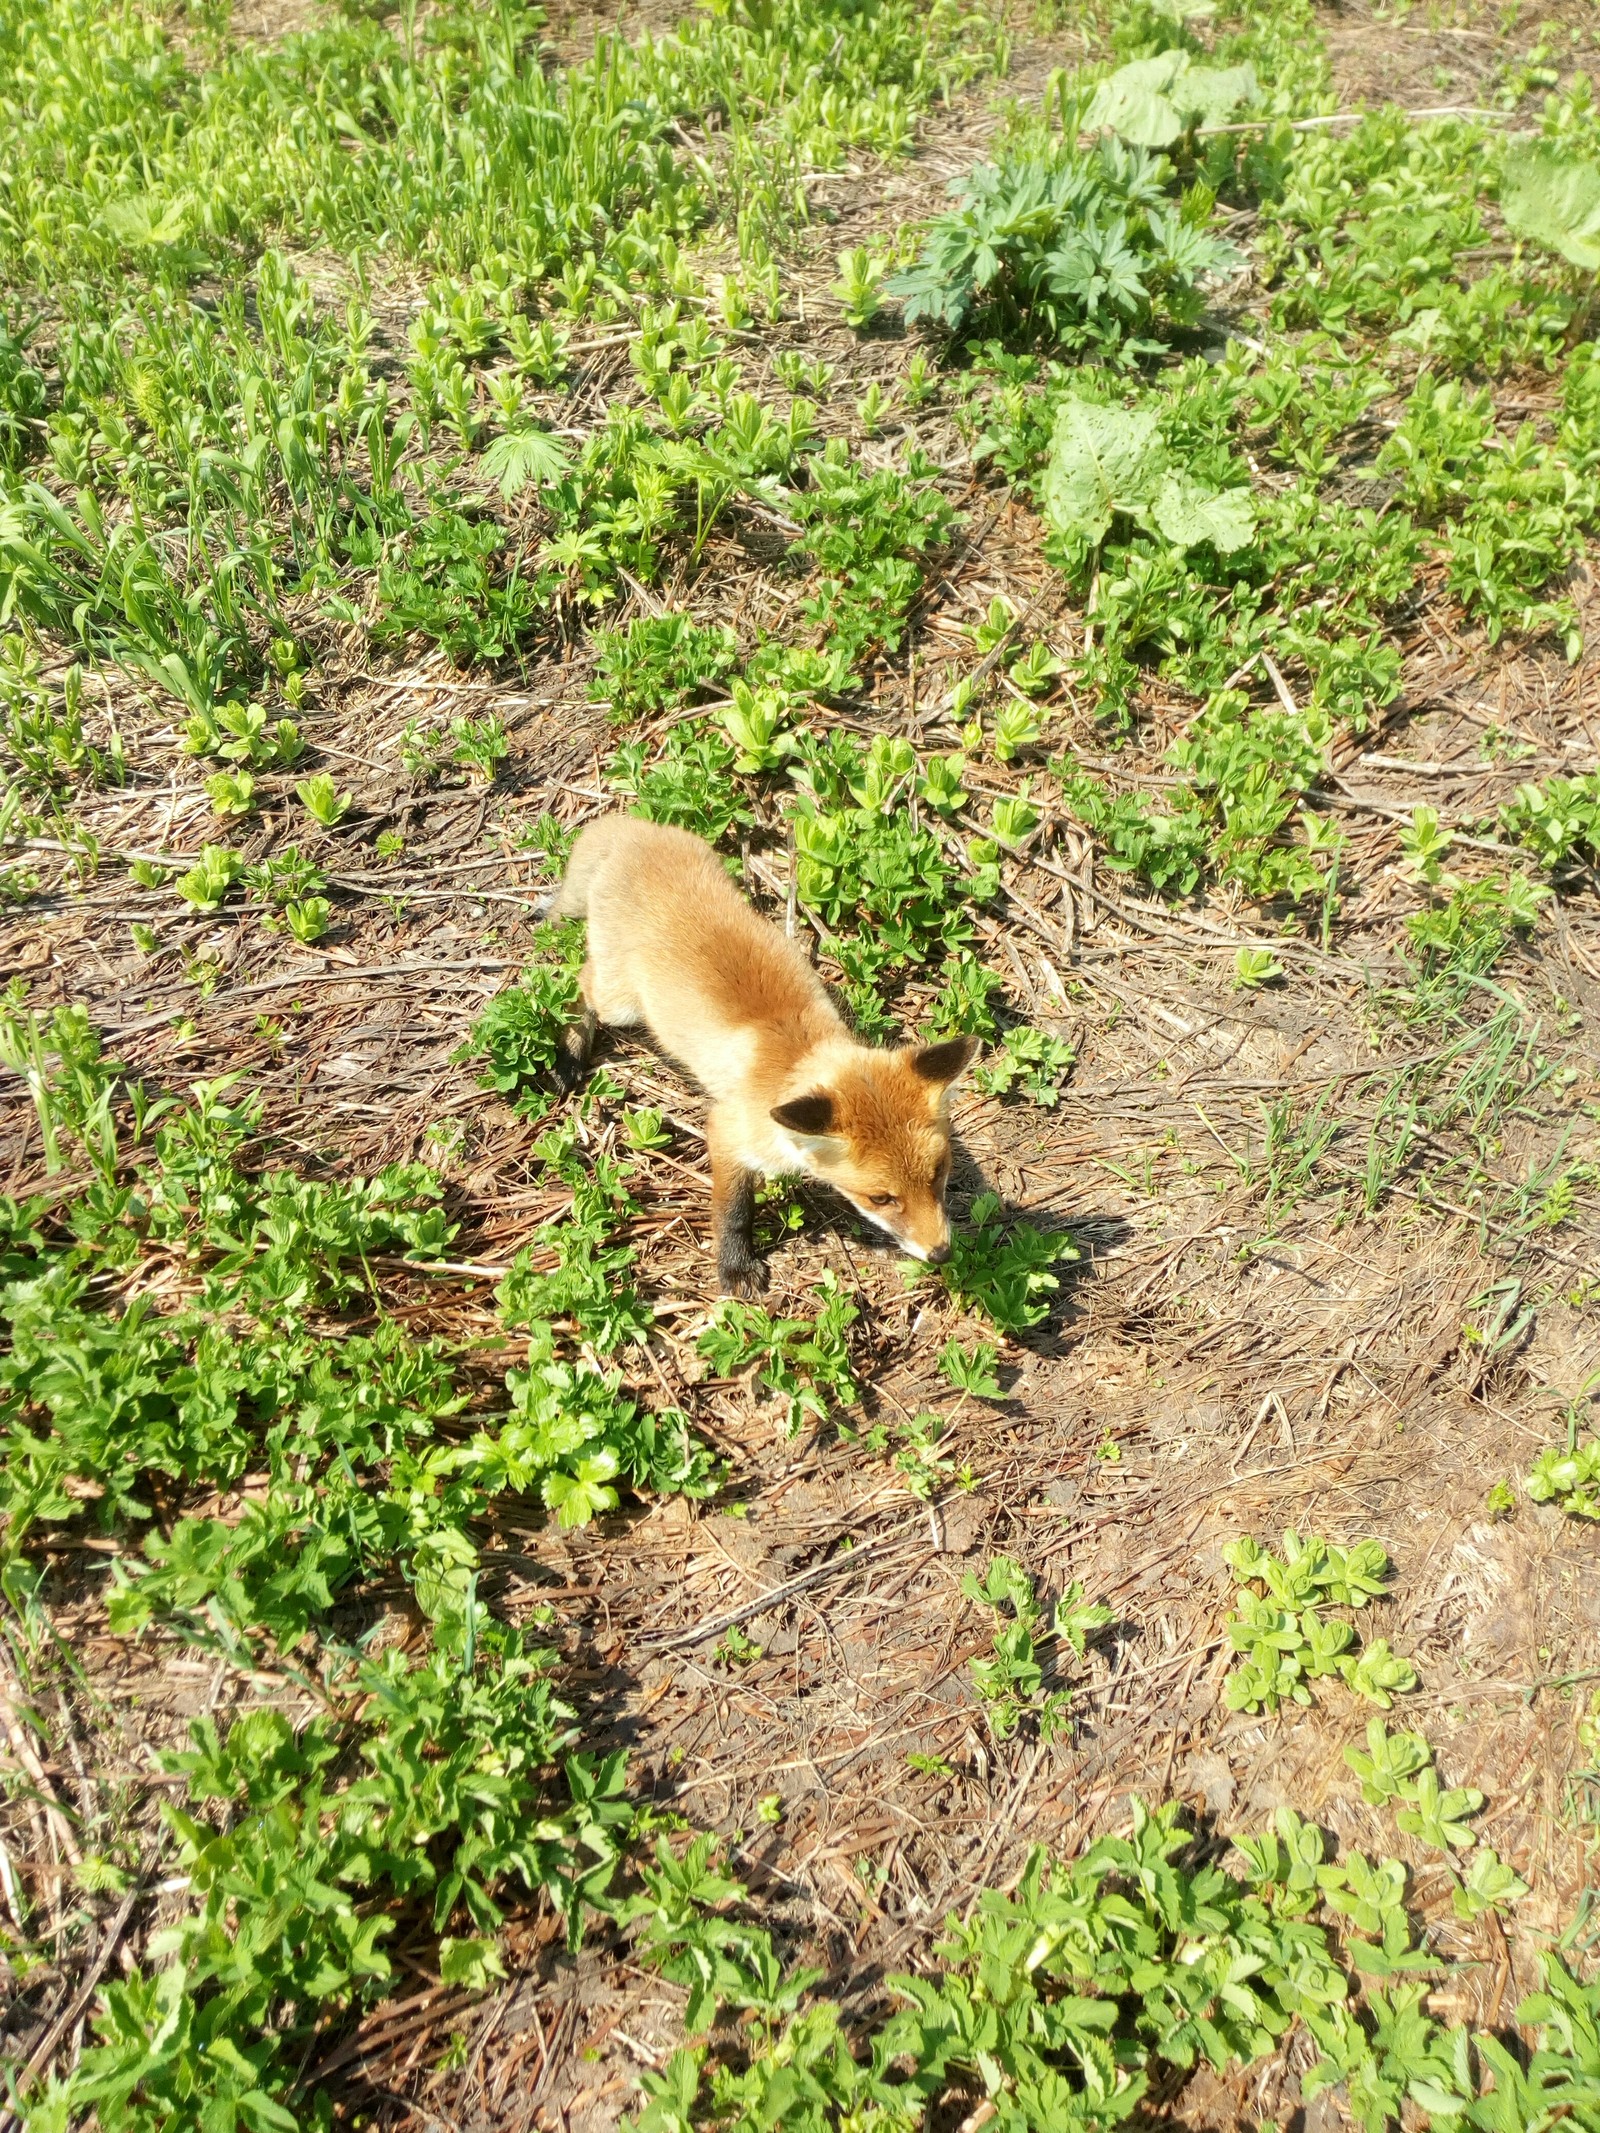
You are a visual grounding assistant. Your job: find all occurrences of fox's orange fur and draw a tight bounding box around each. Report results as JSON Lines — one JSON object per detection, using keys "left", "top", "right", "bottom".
{"left": 549, "top": 815, "right": 976, "bottom": 1293}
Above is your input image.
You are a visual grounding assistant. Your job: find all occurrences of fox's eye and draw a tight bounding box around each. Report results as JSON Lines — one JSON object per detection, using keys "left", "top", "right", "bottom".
{"left": 866, "top": 1192, "right": 897, "bottom": 1209}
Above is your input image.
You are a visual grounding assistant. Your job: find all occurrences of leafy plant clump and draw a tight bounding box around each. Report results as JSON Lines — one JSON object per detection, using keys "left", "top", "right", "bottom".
{"left": 27, "top": 1626, "right": 633, "bottom": 2133}
{"left": 1085, "top": 49, "right": 1259, "bottom": 150}
{"left": 591, "top": 612, "right": 740, "bottom": 722}
{"left": 1041, "top": 393, "right": 1256, "bottom": 559}
{"left": 887, "top": 139, "right": 1238, "bottom": 352}
{"left": 11, "top": 0, "right": 1600, "bottom": 2124}
{"left": 696, "top": 1274, "right": 860, "bottom": 1436}
{"left": 1223, "top": 1531, "right": 1418, "bottom": 1715}
{"left": 972, "top": 1024, "right": 1076, "bottom": 1105}
{"left": 461, "top": 946, "right": 584, "bottom": 1113}
{"left": 626, "top": 1793, "right": 1595, "bottom": 2133}
{"left": 963, "top": 1552, "right": 1112, "bottom": 1740}
{"left": 937, "top": 1191, "right": 1078, "bottom": 1332}
{"left": 1525, "top": 1432, "right": 1600, "bottom": 1519}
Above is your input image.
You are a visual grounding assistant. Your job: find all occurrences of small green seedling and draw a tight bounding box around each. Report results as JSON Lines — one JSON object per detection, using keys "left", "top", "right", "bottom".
{"left": 1452, "top": 1846, "right": 1527, "bottom": 1920}
{"left": 1008, "top": 642, "right": 1063, "bottom": 697}
{"left": 892, "top": 1412, "right": 964, "bottom": 1500}
{"left": 1393, "top": 1766, "right": 1483, "bottom": 1852}
{"left": 992, "top": 700, "right": 1041, "bottom": 763}
{"left": 544, "top": 1449, "right": 621, "bottom": 1529}
{"left": 937, "top": 1193, "right": 1076, "bottom": 1333}
{"left": 1318, "top": 1850, "right": 1409, "bottom": 1943}
{"left": 962, "top": 1555, "right": 1106, "bottom": 1743}
{"left": 206, "top": 769, "right": 255, "bottom": 817}
{"left": 857, "top": 381, "right": 888, "bottom": 434}
{"left": 990, "top": 783, "right": 1041, "bottom": 844}
{"left": 918, "top": 753, "right": 969, "bottom": 814}
{"left": 1340, "top": 1638, "right": 1419, "bottom": 1710}
{"left": 1053, "top": 1581, "right": 1113, "bottom": 1656}
{"left": 906, "top": 1751, "right": 953, "bottom": 1780}
{"left": 715, "top": 1624, "right": 763, "bottom": 1667}
{"left": 832, "top": 247, "right": 888, "bottom": 329}
{"left": 296, "top": 772, "right": 351, "bottom": 827}
{"left": 1400, "top": 804, "right": 1454, "bottom": 884}
{"left": 903, "top": 350, "right": 936, "bottom": 406}
{"left": 176, "top": 845, "right": 244, "bottom": 912}
{"left": 1235, "top": 946, "right": 1284, "bottom": 989}
{"left": 938, "top": 1337, "right": 1002, "bottom": 1400}
{"left": 284, "top": 898, "right": 330, "bottom": 944}
{"left": 719, "top": 682, "right": 795, "bottom": 774}
{"left": 625, "top": 1107, "right": 673, "bottom": 1150}
{"left": 1525, "top": 1434, "right": 1600, "bottom": 1519}
{"left": 1343, "top": 1719, "right": 1432, "bottom": 1808}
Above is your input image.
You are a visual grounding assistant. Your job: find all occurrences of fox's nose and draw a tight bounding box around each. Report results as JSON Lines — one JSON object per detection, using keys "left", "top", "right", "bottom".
{"left": 927, "top": 1241, "right": 951, "bottom": 1265}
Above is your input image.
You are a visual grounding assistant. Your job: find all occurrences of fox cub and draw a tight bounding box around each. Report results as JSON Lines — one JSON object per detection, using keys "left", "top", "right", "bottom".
{"left": 547, "top": 815, "right": 976, "bottom": 1295}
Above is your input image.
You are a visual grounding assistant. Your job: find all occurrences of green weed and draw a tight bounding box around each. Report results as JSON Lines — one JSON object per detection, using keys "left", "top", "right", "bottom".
{"left": 1223, "top": 1532, "right": 1417, "bottom": 1715}
{"left": 936, "top": 1192, "right": 1078, "bottom": 1332}
{"left": 696, "top": 1275, "right": 860, "bottom": 1437}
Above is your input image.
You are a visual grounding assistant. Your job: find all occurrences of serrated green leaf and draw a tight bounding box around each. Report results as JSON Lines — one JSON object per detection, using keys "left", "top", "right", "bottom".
{"left": 479, "top": 427, "right": 571, "bottom": 501}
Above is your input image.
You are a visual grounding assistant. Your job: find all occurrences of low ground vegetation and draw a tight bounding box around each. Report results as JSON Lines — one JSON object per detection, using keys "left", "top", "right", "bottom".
{"left": 1, "top": 0, "right": 1599, "bottom": 2128}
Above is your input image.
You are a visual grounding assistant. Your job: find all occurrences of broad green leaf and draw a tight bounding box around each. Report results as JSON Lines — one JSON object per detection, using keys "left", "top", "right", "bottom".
{"left": 1085, "top": 53, "right": 1256, "bottom": 148}
{"left": 1151, "top": 469, "right": 1256, "bottom": 553}
{"left": 438, "top": 1935, "right": 508, "bottom": 1989}
{"left": 1040, "top": 397, "right": 1163, "bottom": 546}
{"left": 99, "top": 191, "right": 192, "bottom": 248}
{"left": 1181, "top": 60, "right": 1257, "bottom": 127}
{"left": 1501, "top": 144, "right": 1600, "bottom": 272}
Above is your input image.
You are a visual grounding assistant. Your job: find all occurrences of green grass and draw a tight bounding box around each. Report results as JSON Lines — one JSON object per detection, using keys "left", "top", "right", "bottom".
{"left": 3, "top": 0, "right": 1600, "bottom": 2124}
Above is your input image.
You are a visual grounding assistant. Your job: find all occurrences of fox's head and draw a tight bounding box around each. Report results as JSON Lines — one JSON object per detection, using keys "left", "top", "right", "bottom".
{"left": 770, "top": 1034, "right": 979, "bottom": 1262}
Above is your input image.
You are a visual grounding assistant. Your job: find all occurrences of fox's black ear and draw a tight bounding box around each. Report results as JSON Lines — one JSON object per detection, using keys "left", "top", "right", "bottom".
{"left": 771, "top": 1091, "right": 836, "bottom": 1136}
{"left": 910, "top": 1033, "right": 980, "bottom": 1087}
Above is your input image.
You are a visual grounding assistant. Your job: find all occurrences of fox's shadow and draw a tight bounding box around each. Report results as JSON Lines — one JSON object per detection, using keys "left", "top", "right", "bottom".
{"left": 763, "top": 1126, "right": 1121, "bottom": 1359}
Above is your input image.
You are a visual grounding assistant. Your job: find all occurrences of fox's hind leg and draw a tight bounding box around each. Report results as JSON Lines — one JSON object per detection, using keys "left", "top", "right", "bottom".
{"left": 708, "top": 1113, "right": 767, "bottom": 1297}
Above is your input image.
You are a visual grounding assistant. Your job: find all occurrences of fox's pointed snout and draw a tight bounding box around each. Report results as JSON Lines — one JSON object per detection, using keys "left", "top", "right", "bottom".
{"left": 927, "top": 1241, "right": 952, "bottom": 1265}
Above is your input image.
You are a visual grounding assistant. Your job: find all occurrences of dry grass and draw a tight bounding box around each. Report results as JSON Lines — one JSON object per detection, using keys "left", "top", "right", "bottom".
{"left": 4, "top": 2, "right": 1600, "bottom": 2129}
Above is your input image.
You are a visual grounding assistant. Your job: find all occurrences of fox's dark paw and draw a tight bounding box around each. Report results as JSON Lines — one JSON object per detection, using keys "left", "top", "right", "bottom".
{"left": 551, "top": 1017, "right": 596, "bottom": 1093}
{"left": 718, "top": 1249, "right": 769, "bottom": 1299}
{"left": 551, "top": 1049, "right": 588, "bottom": 1094}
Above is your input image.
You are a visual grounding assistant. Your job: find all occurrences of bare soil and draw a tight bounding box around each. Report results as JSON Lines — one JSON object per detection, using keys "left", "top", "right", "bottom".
{"left": 4, "top": 4, "right": 1600, "bottom": 2130}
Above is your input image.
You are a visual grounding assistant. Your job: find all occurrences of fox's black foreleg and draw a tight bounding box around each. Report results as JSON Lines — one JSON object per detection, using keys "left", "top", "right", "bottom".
{"left": 709, "top": 1126, "right": 767, "bottom": 1297}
